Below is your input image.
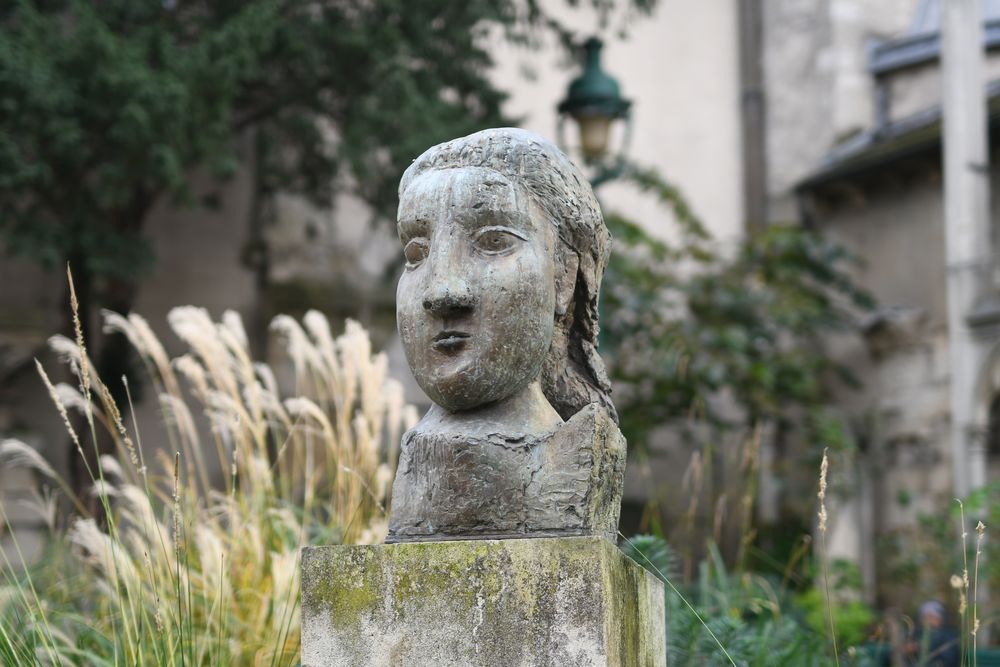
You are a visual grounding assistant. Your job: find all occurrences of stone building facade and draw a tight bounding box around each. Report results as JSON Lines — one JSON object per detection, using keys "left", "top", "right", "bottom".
{"left": 776, "top": 0, "right": 1000, "bottom": 604}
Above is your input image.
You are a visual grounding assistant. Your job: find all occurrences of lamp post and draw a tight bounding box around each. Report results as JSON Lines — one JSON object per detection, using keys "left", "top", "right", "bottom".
{"left": 556, "top": 37, "right": 632, "bottom": 189}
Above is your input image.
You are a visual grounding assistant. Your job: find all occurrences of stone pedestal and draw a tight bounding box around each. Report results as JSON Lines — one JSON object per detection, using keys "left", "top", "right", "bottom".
{"left": 301, "top": 536, "right": 666, "bottom": 666}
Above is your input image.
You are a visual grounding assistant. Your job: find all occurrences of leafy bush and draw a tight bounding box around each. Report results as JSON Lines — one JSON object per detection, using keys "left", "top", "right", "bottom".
{"left": 600, "top": 164, "right": 874, "bottom": 574}
{"left": 602, "top": 166, "right": 872, "bottom": 454}
{"left": 797, "top": 587, "right": 874, "bottom": 649}
{"left": 623, "top": 534, "right": 883, "bottom": 666}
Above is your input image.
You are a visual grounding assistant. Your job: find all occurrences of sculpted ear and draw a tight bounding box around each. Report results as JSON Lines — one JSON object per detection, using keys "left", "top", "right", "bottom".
{"left": 554, "top": 249, "right": 579, "bottom": 317}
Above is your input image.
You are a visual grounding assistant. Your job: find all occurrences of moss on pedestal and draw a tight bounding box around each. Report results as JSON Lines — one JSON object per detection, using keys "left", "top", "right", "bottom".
{"left": 301, "top": 536, "right": 666, "bottom": 666}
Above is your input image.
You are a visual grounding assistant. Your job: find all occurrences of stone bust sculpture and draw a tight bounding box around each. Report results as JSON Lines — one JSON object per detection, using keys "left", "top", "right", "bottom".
{"left": 386, "top": 127, "right": 626, "bottom": 543}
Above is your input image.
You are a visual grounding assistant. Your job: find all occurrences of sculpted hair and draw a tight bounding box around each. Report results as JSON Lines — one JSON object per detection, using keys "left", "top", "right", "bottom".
{"left": 399, "top": 127, "right": 616, "bottom": 422}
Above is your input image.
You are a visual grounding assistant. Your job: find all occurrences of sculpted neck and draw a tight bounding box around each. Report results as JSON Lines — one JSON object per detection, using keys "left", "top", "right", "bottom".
{"left": 418, "top": 380, "right": 563, "bottom": 438}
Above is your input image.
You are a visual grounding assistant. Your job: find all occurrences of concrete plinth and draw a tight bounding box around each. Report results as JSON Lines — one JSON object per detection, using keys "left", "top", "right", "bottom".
{"left": 301, "top": 536, "right": 666, "bottom": 666}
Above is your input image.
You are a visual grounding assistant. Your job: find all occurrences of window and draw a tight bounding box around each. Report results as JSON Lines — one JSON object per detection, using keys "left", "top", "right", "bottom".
{"left": 988, "top": 393, "right": 1000, "bottom": 459}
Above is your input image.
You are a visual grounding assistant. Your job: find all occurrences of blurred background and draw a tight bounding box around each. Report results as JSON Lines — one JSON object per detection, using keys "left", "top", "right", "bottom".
{"left": 2, "top": 0, "right": 1000, "bottom": 661}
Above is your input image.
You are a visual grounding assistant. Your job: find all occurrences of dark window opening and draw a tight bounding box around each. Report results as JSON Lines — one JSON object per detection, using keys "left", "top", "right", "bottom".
{"left": 987, "top": 393, "right": 1000, "bottom": 459}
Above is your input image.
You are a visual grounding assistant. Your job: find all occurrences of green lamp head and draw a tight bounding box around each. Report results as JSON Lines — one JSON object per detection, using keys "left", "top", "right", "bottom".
{"left": 557, "top": 37, "right": 631, "bottom": 161}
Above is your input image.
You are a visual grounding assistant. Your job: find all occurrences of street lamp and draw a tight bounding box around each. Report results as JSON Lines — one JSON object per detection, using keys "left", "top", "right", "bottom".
{"left": 557, "top": 37, "right": 632, "bottom": 188}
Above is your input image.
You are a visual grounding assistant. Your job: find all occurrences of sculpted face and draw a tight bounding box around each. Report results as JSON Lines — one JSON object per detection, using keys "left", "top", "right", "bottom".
{"left": 396, "top": 167, "right": 557, "bottom": 412}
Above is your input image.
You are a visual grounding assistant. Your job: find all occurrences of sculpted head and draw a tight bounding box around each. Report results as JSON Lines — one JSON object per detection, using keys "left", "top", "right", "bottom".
{"left": 396, "top": 128, "right": 615, "bottom": 421}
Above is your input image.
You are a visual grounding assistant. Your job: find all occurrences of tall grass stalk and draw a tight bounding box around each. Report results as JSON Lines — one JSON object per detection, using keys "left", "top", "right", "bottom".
{"left": 619, "top": 530, "right": 738, "bottom": 666}
{"left": 817, "top": 448, "right": 840, "bottom": 666}
{"left": 736, "top": 423, "right": 762, "bottom": 572}
{"left": 973, "top": 520, "right": 985, "bottom": 666}
{"left": 0, "top": 296, "right": 416, "bottom": 664}
{"left": 956, "top": 498, "right": 971, "bottom": 665}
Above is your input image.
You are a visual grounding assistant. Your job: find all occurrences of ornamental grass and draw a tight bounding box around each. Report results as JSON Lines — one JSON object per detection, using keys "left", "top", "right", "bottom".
{"left": 0, "top": 286, "right": 415, "bottom": 665}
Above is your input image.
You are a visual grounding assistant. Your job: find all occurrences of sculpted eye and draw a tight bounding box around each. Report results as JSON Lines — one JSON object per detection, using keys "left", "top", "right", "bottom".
{"left": 403, "top": 238, "right": 429, "bottom": 267}
{"left": 473, "top": 227, "right": 523, "bottom": 255}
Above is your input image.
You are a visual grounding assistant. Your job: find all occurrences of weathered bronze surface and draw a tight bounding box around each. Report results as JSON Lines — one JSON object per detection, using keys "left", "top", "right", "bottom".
{"left": 387, "top": 128, "right": 625, "bottom": 543}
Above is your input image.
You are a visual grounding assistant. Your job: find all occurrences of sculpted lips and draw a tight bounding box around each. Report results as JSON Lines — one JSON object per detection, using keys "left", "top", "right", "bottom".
{"left": 432, "top": 330, "right": 471, "bottom": 352}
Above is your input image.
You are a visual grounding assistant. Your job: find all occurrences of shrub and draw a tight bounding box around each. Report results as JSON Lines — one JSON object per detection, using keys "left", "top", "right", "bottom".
{"left": 624, "top": 534, "right": 842, "bottom": 666}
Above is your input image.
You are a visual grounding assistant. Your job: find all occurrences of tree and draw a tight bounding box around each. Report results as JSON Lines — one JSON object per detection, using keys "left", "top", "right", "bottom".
{"left": 0, "top": 0, "right": 657, "bottom": 310}
{"left": 0, "top": 0, "right": 654, "bottom": 489}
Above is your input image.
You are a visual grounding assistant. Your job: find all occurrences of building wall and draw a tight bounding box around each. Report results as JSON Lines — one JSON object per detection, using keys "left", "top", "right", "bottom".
{"left": 814, "top": 171, "right": 952, "bottom": 509}
{"left": 760, "top": 0, "right": 1000, "bottom": 605}
{"left": 883, "top": 54, "right": 1000, "bottom": 124}
{"left": 804, "top": 134, "right": 1000, "bottom": 602}
{"left": 764, "top": 0, "right": 918, "bottom": 211}
{"left": 804, "top": 167, "right": 954, "bottom": 604}
{"left": 817, "top": 173, "right": 948, "bottom": 327}
{"left": 490, "top": 1, "right": 745, "bottom": 244}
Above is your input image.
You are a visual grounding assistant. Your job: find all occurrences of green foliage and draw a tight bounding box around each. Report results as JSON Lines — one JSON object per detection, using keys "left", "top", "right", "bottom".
{"left": 0, "top": 0, "right": 657, "bottom": 284}
{"left": 606, "top": 167, "right": 880, "bottom": 662}
{"left": 966, "top": 479, "right": 1000, "bottom": 597}
{"left": 795, "top": 560, "right": 874, "bottom": 648}
{"left": 877, "top": 509, "right": 960, "bottom": 610}
{"left": 600, "top": 163, "right": 874, "bottom": 453}
{"left": 622, "top": 532, "right": 678, "bottom": 580}
{"left": 624, "top": 534, "right": 843, "bottom": 666}
{"left": 797, "top": 587, "right": 874, "bottom": 649}
{"left": 882, "top": 484, "right": 997, "bottom": 618}
{"left": 0, "top": 0, "right": 490, "bottom": 279}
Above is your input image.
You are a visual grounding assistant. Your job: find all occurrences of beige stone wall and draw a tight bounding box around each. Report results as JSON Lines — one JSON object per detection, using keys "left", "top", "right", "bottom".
{"left": 133, "top": 169, "right": 257, "bottom": 332}
{"left": 819, "top": 176, "right": 948, "bottom": 326}
{"left": 764, "top": 0, "right": 918, "bottom": 200}
{"left": 804, "top": 175, "right": 951, "bottom": 601}
{"left": 490, "top": 1, "right": 745, "bottom": 244}
{"left": 806, "top": 154, "right": 1000, "bottom": 597}
{"left": 816, "top": 151, "right": 1000, "bottom": 521}
{"left": 883, "top": 53, "right": 1000, "bottom": 123}
{"left": 765, "top": 0, "right": 1000, "bottom": 597}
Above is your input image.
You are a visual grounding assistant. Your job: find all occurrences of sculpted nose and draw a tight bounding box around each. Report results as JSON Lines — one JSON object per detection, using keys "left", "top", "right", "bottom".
{"left": 422, "top": 280, "right": 476, "bottom": 317}
{"left": 420, "top": 228, "right": 476, "bottom": 317}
